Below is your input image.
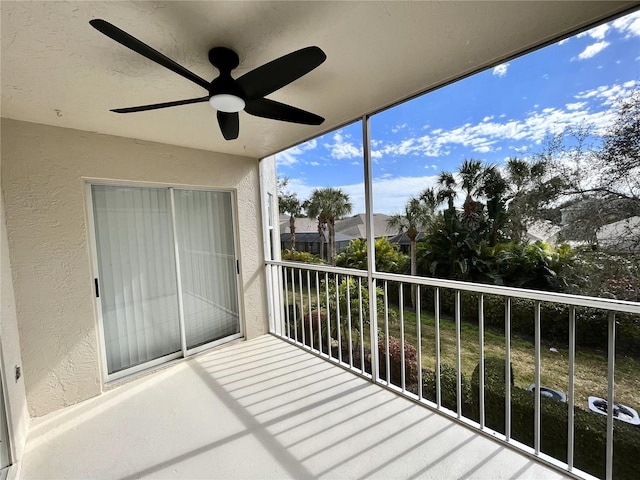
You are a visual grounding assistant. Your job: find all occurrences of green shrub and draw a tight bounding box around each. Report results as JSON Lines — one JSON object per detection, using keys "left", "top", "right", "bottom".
{"left": 336, "top": 237, "right": 409, "bottom": 273}
{"left": 431, "top": 290, "right": 640, "bottom": 356}
{"left": 471, "top": 357, "right": 640, "bottom": 479}
{"left": 422, "top": 363, "right": 473, "bottom": 416}
{"left": 470, "top": 357, "right": 514, "bottom": 432}
{"left": 378, "top": 336, "right": 419, "bottom": 388}
{"left": 281, "top": 249, "right": 324, "bottom": 264}
{"left": 320, "top": 277, "right": 395, "bottom": 343}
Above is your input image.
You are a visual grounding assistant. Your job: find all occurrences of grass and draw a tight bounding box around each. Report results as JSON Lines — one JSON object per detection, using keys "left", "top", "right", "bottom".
{"left": 284, "top": 286, "right": 640, "bottom": 411}
{"left": 386, "top": 308, "right": 640, "bottom": 410}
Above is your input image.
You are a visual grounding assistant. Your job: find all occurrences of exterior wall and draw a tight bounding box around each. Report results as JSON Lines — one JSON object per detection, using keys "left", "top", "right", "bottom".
{"left": 1, "top": 119, "right": 268, "bottom": 417}
{"left": 0, "top": 156, "right": 30, "bottom": 473}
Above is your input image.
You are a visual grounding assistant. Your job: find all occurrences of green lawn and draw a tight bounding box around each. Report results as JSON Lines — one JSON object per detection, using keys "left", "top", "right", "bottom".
{"left": 284, "top": 285, "right": 640, "bottom": 410}
{"left": 385, "top": 307, "right": 640, "bottom": 410}
{"left": 284, "top": 285, "right": 640, "bottom": 411}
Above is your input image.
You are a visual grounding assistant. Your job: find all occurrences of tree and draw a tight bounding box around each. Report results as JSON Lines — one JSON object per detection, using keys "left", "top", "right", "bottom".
{"left": 598, "top": 89, "right": 639, "bottom": 201}
{"left": 436, "top": 171, "right": 458, "bottom": 211}
{"left": 388, "top": 190, "right": 436, "bottom": 307}
{"left": 478, "top": 164, "right": 509, "bottom": 246}
{"left": 278, "top": 177, "right": 306, "bottom": 256}
{"left": 459, "top": 159, "right": 484, "bottom": 232}
{"left": 279, "top": 193, "right": 303, "bottom": 254}
{"left": 539, "top": 90, "right": 640, "bottom": 250}
{"left": 306, "top": 188, "right": 353, "bottom": 265}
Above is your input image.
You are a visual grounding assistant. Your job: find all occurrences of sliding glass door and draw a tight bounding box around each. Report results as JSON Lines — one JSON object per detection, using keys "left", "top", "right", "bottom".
{"left": 91, "top": 185, "right": 241, "bottom": 379}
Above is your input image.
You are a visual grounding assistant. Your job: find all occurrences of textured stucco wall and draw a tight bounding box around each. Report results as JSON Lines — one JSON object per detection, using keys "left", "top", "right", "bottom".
{"left": 1, "top": 119, "right": 268, "bottom": 417}
{"left": 0, "top": 151, "right": 30, "bottom": 470}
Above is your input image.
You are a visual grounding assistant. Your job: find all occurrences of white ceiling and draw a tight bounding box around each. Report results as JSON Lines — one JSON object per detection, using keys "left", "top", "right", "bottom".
{"left": 2, "top": 1, "right": 638, "bottom": 159}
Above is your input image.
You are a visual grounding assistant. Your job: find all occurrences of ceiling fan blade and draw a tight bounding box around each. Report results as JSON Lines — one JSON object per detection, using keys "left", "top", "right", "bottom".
{"left": 111, "top": 96, "right": 210, "bottom": 113}
{"left": 245, "top": 98, "right": 324, "bottom": 125}
{"left": 236, "top": 46, "right": 326, "bottom": 99}
{"left": 90, "top": 19, "right": 211, "bottom": 91}
{"left": 217, "top": 111, "right": 239, "bottom": 140}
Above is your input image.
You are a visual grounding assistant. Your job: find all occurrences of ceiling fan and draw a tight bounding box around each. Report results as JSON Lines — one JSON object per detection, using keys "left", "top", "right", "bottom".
{"left": 90, "top": 19, "right": 326, "bottom": 140}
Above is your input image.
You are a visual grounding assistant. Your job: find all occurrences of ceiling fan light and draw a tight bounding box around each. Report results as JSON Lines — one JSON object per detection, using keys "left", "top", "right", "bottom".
{"left": 209, "top": 94, "right": 245, "bottom": 113}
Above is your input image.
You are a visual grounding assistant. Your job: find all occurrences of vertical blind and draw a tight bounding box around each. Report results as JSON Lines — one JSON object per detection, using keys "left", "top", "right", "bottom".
{"left": 174, "top": 189, "right": 240, "bottom": 349}
{"left": 92, "top": 185, "right": 239, "bottom": 375}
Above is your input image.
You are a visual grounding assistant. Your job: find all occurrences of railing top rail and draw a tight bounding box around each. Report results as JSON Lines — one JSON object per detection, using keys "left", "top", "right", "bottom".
{"left": 267, "top": 260, "right": 368, "bottom": 278}
{"left": 266, "top": 260, "right": 640, "bottom": 314}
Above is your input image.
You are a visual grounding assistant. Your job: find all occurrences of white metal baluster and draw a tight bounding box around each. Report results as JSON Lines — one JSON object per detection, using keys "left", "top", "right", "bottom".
{"left": 534, "top": 301, "right": 541, "bottom": 454}
{"left": 417, "top": 286, "right": 423, "bottom": 401}
{"left": 347, "top": 276, "right": 353, "bottom": 368}
{"left": 568, "top": 306, "right": 576, "bottom": 471}
{"left": 266, "top": 264, "right": 275, "bottom": 334}
{"left": 455, "top": 290, "right": 462, "bottom": 418}
{"left": 316, "top": 271, "right": 322, "bottom": 354}
{"left": 606, "top": 312, "right": 616, "bottom": 480}
{"left": 435, "top": 288, "right": 441, "bottom": 408}
{"left": 307, "top": 270, "right": 313, "bottom": 351}
{"left": 479, "top": 294, "right": 485, "bottom": 429}
{"left": 325, "top": 272, "right": 331, "bottom": 358}
{"left": 299, "top": 269, "right": 305, "bottom": 346}
{"left": 358, "top": 277, "right": 365, "bottom": 373}
{"left": 336, "top": 273, "right": 342, "bottom": 363}
{"left": 279, "top": 265, "right": 286, "bottom": 336}
{"left": 291, "top": 268, "right": 298, "bottom": 342}
{"left": 284, "top": 267, "right": 291, "bottom": 339}
{"left": 384, "top": 280, "right": 390, "bottom": 387}
{"left": 400, "top": 283, "right": 406, "bottom": 392}
{"left": 505, "top": 297, "right": 512, "bottom": 441}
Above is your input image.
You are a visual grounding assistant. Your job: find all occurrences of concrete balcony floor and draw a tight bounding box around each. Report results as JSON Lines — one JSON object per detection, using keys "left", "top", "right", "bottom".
{"left": 21, "top": 335, "right": 568, "bottom": 479}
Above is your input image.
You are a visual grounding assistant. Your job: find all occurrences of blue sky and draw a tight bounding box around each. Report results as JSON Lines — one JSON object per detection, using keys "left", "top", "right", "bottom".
{"left": 276, "top": 11, "right": 640, "bottom": 215}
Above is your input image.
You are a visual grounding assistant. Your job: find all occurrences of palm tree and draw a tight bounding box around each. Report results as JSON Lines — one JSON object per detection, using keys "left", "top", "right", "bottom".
{"left": 436, "top": 171, "right": 458, "bottom": 211}
{"left": 503, "top": 157, "right": 551, "bottom": 243}
{"left": 459, "top": 159, "right": 484, "bottom": 232}
{"left": 388, "top": 191, "right": 435, "bottom": 307}
{"left": 278, "top": 192, "right": 303, "bottom": 255}
{"left": 306, "top": 188, "right": 353, "bottom": 265}
{"left": 478, "top": 164, "right": 509, "bottom": 246}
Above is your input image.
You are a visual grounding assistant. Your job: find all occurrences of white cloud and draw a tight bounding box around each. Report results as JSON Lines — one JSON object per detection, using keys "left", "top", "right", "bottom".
{"left": 612, "top": 10, "right": 640, "bottom": 38}
{"left": 576, "top": 80, "right": 638, "bottom": 106}
{"left": 574, "top": 41, "right": 610, "bottom": 60}
{"left": 492, "top": 63, "right": 509, "bottom": 77}
{"left": 284, "top": 175, "right": 443, "bottom": 215}
{"left": 367, "top": 80, "right": 635, "bottom": 161}
{"left": 577, "top": 24, "right": 609, "bottom": 40}
{"left": 474, "top": 145, "right": 492, "bottom": 154}
{"left": 324, "top": 132, "right": 362, "bottom": 159}
{"left": 565, "top": 101, "right": 587, "bottom": 111}
{"left": 391, "top": 123, "right": 408, "bottom": 133}
{"left": 557, "top": 38, "right": 570, "bottom": 46}
{"left": 482, "top": 115, "right": 494, "bottom": 122}
{"left": 276, "top": 138, "right": 318, "bottom": 167}
{"left": 309, "top": 161, "right": 320, "bottom": 166}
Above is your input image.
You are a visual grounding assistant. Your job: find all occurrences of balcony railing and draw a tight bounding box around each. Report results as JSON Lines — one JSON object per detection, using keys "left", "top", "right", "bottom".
{"left": 265, "top": 259, "right": 640, "bottom": 480}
